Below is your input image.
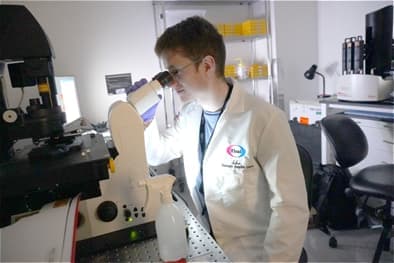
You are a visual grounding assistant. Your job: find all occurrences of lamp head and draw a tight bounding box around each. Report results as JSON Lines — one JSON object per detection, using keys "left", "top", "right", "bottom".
{"left": 304, "top": 64, "right": 318, "bottom": 80}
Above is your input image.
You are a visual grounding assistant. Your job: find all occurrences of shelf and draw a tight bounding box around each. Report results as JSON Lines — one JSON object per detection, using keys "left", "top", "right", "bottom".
{"left": 233, "top": 77, "right": 269, "bottom": 81}
{"left": 223, "top": 34, "right": 267, "bottom": 42}
{"left": 153, "top": 1, "right": 261, "bottom": 6}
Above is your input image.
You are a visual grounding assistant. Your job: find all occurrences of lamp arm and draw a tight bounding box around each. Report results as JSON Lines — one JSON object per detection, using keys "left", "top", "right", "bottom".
{"left": 315, "top": 71, "right": 326, "bottom": 96}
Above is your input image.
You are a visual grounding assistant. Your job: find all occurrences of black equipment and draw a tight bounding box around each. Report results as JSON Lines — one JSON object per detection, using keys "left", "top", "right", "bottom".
{"left": 0, "top": 5, "right": 110, "bottom": 227}
{"left": 312, "top": 164, "right": 358, "bottom": 230}
{"left": 365, "top": 5, "right": 393, "bottom": 77}
{"left": 0, "top": 5, "right": 66, "bottom": 161}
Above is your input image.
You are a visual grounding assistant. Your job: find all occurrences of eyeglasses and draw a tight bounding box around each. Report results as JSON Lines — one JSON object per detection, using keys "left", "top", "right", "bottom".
{"left": 167, "top": 58, "right": 202, "bottom": 79}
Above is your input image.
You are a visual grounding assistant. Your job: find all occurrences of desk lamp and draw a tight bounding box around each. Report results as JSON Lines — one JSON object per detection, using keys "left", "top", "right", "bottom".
{"left": 304, "top": 64, "right": 331, "bottom": 98}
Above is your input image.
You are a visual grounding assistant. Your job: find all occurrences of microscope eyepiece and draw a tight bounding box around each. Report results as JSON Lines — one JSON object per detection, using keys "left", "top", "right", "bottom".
{"left": 152, "top": 71, "right": 174, "bottom": 87}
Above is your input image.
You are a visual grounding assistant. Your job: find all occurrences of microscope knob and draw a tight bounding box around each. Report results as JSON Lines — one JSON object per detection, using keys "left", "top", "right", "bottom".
{"left": 124, "top": 209, "right": 132, "bottom": 218}
{"left": 96, "top": 201, "right": 118, "bottom": 222}
{"left": 3, "top": 110, "right": 18, "bottom": 123}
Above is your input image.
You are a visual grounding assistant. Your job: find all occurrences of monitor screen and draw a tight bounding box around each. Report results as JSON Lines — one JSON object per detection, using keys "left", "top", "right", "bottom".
{"left": 105, "top": 73, "right": 132, "bottom": 95}
{"left": 365, "top": 5, "right": 393, "bottom": 77}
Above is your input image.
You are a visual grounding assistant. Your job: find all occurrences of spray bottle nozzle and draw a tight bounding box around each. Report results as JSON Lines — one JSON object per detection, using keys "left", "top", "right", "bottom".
{"left": 146, "top": 174, "right": 176, "bottom": 204}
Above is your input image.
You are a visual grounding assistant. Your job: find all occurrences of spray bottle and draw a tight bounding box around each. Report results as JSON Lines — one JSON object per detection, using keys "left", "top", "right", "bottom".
{"left": 146, "top": 175, "right": 188, "bottom": 262}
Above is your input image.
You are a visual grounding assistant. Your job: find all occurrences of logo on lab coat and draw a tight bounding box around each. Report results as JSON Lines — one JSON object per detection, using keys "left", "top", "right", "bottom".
{"left": 226, "top": 145, "right": 246, "bottom": 158}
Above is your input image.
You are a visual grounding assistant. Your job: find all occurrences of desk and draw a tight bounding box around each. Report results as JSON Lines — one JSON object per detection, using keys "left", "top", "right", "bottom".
{"left": 320, "top": 98, "right": 394, "bottom": 174}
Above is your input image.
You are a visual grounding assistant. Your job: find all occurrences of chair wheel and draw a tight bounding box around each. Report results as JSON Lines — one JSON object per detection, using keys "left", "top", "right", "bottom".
{"left": 329, "top": 237, "right": 337, "bottom": 248}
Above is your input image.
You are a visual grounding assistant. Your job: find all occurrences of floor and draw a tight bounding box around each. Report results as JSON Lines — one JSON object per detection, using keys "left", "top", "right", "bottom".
{"left": 304, "top": 228, "right": 393, "bottom": 262}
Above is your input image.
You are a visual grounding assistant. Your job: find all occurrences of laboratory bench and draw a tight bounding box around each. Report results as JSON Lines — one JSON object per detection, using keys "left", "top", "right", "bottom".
{"left": 77, "top": 195, "right": 229, "bottom": 262}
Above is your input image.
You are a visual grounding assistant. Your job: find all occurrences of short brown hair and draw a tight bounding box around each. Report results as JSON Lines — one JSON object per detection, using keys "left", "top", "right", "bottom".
{"left": 155, "top": 16, "right": 226, "bottom": 78}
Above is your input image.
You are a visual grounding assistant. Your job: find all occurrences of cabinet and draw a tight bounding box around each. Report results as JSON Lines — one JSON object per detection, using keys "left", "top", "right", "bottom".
{"left": 320, "top": 98, "right": 394, "bottom": 174}
{"left": 349, "top": 117, "right": 394, "bottom": 173}
{"left": 152, "top": 0, "right": 274, "bottom": 128}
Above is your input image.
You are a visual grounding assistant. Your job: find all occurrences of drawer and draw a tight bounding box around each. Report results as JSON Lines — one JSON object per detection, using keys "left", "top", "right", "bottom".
{"left": 362, "top": 126, "right": 394, "bottom": 153}
{"left": 352, "top": 117, "right": 394, "bottom": 130}
{"left": 351, "top": 118, "right": 394, "bottom": 153}
{"left": 349, "top": 149, "right": 393, "bottom": 174}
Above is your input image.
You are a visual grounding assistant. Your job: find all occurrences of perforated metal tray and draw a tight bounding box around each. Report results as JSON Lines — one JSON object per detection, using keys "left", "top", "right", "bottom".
{"left": 78, "top": 197, "right": 229, "bottom": 262}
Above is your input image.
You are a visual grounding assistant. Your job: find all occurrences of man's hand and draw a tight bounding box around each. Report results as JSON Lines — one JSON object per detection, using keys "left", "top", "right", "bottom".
{"left": 127, "top": 78, "right": 161, "bottom": 124}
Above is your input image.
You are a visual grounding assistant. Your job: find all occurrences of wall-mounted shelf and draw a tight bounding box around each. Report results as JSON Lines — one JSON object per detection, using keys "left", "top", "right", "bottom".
{"left": 153, "top": 1, "right": 261, "bottom": 7}
{"left": 237, "top": 76, "right": 269, "bottom": 81}
{"left": 223, "top": 34, "right": 266, "bottom": 42}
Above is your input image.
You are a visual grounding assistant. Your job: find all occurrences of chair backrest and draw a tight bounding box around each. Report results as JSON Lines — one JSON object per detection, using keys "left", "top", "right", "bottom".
{"left": 321, "top": 114, "right": 368, "bottom": 168}
{"left": 297, "top": 144, "right": 313, "bottom": 209}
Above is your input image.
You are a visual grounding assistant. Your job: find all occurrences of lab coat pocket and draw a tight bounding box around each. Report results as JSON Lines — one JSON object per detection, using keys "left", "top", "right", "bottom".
{"left": 217, "top": 157, "right": 255, "bottom": 207}
{"left": 220, "top": 170, "right": 245, "bottom": 207}
{"left": 240, "top": 159, "right": 266, "bottom": 213}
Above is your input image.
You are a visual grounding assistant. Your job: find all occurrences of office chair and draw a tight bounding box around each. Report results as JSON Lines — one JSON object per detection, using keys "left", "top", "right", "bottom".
{"left": 297, "top": 144, "right": 314, "bottom": 263}
{"left": 321, "top": 114, "right": 393, "bottom": 263}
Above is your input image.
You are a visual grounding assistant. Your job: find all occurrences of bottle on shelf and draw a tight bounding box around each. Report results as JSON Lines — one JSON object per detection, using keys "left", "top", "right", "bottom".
{"left": 236, "top": 58, "right": 248, "bottom": 80}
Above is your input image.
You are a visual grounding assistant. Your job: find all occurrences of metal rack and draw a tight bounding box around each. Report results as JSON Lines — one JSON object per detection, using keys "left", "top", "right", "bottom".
{"left": 152, "top": 0, "right": 275, "bottom": 128}
{"left": 77, "top": 197, "right": 229, "bottom": 262}
{"left": 153, "top": 1, "right": 261, "bottom": 6}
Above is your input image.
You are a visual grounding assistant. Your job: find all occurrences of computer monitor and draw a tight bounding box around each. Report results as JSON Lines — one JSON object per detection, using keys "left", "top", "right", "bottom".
{"left": 365, "top": 5, "right": 393, "bottom": 77}
{"left": 55, "top": 76, "right": 81, "bottom": 123}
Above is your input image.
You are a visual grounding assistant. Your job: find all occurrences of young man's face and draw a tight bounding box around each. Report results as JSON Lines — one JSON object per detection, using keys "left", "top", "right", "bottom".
{"left": 161, "top": 50, "right": 211, "bottom": 102}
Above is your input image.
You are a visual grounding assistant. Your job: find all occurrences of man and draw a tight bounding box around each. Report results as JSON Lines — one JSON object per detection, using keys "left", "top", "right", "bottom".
{"left": 132, "top": 16, "right": 309, "bottom": 262}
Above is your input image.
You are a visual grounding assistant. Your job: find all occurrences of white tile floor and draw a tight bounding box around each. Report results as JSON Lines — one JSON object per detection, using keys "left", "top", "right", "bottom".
{"left": 305, "top": 228, "right": 393, "bottom": 262}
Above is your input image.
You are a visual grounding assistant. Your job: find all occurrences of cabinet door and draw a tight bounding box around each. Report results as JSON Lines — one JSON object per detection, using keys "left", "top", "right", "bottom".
{"left": 351, "top": 118, "right": 394, "bottom": 154}
{"left": 349, "top": 117, "right": 394, "bottom": 174}
{"left": 349, "top": 148, "right": 393, "bottom": 174}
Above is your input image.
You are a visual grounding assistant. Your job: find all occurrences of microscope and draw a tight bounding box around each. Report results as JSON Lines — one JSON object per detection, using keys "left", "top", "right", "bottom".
{"left": 0, "top": 3, "right": 110, "bottom": 238}
{"left": 76, "top": 72, "right": 175, "bottom": 257}
{"left": 1, "top": 4, "right": 179, "bottom": 261}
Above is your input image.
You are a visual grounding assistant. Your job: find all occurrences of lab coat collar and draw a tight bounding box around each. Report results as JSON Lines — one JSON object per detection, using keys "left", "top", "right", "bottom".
{"left": 187, "top": 79, "right": 244, "bottom": 116}
{"left": 222, "top": 80, "right": 244, "bottom": 116}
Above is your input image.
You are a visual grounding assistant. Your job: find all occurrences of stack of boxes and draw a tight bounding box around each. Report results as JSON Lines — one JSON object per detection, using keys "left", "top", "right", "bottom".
{"left": 216, "top": 18, "right": 267, "bottom": 37}
{"left": 249, "top": 64, "right": 268, "bottom": 79}
{"left": 217, "top": 19, "right": 269, "bottom": 80}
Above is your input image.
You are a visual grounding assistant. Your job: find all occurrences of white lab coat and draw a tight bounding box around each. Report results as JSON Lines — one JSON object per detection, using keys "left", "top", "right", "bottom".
{"left": 145, "top": 82, "right": 309, "bottom": 262}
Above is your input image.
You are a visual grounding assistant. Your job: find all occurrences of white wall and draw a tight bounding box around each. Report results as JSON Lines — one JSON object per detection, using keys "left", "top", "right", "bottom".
{"left": 6, "top": 1, "right": 390, "bottom": 121}
{"left": 317, "top": 0, "right": 392, "bottom": 95}
{"left": 4, "top": 0, "right": 160, "bottom": 124}
{"left": 270, "top": 0, "right": 319, "bottom": 114}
